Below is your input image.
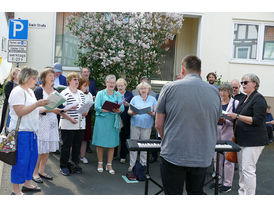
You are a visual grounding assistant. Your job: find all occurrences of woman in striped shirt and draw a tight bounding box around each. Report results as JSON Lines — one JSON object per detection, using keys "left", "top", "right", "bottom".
{"left": 59, "top": 72, "right": 87, "bottom": 176}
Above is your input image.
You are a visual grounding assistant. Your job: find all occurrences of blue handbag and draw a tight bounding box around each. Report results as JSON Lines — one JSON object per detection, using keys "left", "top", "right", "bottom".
{"left": 133, "top": 160, "right": 146, "bottom": 181}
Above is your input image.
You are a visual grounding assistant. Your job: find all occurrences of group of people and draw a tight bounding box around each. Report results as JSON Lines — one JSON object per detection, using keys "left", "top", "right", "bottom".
{"left": 156, "top": 56, "right": 269, "bottom": 195}
{"left": 0, "top": 55, "right": 271, "bottom": 196}
{"left": 0, "top": 62, "right": 159, "bottom": 195}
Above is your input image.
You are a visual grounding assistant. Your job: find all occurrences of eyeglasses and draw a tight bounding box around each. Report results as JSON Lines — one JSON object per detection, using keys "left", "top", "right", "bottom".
{"left": 240, "top": 81, "right": 250, "bottom": 85}
{"left": 232, "top": 87, "right": 239, "bottom": 89}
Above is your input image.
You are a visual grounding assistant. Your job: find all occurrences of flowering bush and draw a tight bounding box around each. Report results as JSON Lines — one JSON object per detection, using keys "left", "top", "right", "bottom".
{"left": 67, "top": 12, "right": 183, "bottom": 89}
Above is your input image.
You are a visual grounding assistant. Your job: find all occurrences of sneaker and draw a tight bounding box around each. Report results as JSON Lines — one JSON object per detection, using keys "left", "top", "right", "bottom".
{"left": 60, "top": 168, "right": 70, "bottom": 176}
{"left": 219, "top": 185, "right": 232, "bottom": 193}
{"left": 209, "top": 183, "right": 222, "bottom": 189}
{"left": 80, "top": 157, "right": 88, "bottom": 164}
{"left": 120, "top": 158, "right": 126, "bottom": 164}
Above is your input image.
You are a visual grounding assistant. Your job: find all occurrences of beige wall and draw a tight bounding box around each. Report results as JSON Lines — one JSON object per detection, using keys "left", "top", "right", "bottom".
{"left": 174, "top": 17, "right": 199, "bottom": 76}
{"left": 14, "top": 12, "right": 56, "bottom": 71}
{"left": 199, "top": 12, "right": 274, "bottom": 97}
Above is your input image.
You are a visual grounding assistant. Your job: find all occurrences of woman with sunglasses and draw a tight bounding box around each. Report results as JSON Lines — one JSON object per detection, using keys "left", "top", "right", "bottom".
{"left": 227, "top": 73, "right": 268, "bottom": 195}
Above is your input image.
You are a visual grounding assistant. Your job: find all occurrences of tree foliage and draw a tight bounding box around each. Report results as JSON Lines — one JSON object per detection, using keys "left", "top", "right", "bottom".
{"left": 67, "top": 12, "right": 183, "bottom": 89}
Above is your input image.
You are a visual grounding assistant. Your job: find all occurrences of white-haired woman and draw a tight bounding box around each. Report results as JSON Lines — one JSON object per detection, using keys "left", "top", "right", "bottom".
{"left": 127, "top": 81, "right": 157, "bottom": 171}
{"left": 92, "top": 75, "right": 124, "bottom": 174}
{"left": 227, "top": 73, "right": 268, "bottom": 195}
{"left": 8, "top": 67, "right": 48, "bottom": 195}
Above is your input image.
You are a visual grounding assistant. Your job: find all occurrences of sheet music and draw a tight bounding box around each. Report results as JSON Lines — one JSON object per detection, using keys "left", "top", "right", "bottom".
{"left": 76, "top": 102, "right": 94, "bottom": 114}
{"left": 44, "top": 91, "right": 66, "bottom": 111}
{"left": 221, "top": 110, "right": 232, "bottom": 120}
{"left": 130, "top": 104, "right": 151, "bottom": 114}
{"left": 63, "top": 102, "right": 79, "bottom": 111}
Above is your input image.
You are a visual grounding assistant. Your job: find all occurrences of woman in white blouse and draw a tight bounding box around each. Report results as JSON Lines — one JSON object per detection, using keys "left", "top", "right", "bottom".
{"left": 8, "top": 67, "right": 48, "bottom": 195}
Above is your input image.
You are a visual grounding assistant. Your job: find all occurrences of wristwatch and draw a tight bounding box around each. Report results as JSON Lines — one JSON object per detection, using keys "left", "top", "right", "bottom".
{"left": 236, "top": 114, "right": 240, "bottom": 119}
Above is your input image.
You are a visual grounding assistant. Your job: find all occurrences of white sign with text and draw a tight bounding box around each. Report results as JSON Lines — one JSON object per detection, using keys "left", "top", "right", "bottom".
{"left": 8, "top": 40, "right": 28, "bottom": 63}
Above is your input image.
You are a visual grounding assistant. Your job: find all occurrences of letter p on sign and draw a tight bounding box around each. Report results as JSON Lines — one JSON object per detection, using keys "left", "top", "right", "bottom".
{"left": 9, "top": 19, "right": 28, "bottom": 40}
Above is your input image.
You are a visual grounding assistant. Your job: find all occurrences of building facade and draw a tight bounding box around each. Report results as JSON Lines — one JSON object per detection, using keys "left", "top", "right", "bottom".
{"left": 9, "top": 12, "right": 274, "bottom": 106}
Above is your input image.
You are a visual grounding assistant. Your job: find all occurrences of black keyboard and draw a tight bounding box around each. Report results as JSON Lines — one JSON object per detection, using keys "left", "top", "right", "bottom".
{"left": 126, "top": 139, "right": 161, "bottom": 151}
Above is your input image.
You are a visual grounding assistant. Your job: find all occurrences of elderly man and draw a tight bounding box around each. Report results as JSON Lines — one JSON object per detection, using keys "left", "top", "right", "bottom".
{"left": 155, "top": 55, "right": 222, "bottom": 195}
{"left": 53, "top": 63, "right": 67, "bottom": 89}
{"left": 80, "top": 67, "right": 97, "bottom": 96}
{"left": 231, "top": 79, "right": 246, "bottom": 103}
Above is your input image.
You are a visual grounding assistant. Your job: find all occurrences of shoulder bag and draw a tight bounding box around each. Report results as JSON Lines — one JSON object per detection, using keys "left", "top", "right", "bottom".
{"left": 0, "top": 92, "right": 25, "bottom": 165}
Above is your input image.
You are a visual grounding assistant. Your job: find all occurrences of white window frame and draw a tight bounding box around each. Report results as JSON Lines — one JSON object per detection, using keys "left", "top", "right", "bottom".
{"left": 230, "top": 20, "right": 274, "bottom": 66}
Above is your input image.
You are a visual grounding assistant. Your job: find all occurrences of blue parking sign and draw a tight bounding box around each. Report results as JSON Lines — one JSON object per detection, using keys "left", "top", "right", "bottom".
{"left": 9, "top": 19, "right": 29, "bottom": 40}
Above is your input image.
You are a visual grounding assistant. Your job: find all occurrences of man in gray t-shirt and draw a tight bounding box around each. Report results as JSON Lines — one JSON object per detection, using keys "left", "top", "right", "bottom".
{"left": 155, "top": 55, "right": 222, "bottom": 195}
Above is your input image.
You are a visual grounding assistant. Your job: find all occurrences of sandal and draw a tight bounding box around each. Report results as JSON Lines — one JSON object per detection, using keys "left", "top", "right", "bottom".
{"left": 32, "top": 176, "right": 43, "bottom": 184}
{"left": 97, "top": 162, "right": 103, "bottom": 173}
{"left": 105, "top": 163, "right": 115, "bottom": 175}
{"left": 39, "top": 173, "right": 53, "bottom": 180}
{"left": 21, "top": 185, "right": 41, "bottom": 193}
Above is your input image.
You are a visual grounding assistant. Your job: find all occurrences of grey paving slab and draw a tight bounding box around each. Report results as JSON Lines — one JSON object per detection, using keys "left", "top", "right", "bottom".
{"left": 0, "top": 143, "right": 274, "bottom": 195}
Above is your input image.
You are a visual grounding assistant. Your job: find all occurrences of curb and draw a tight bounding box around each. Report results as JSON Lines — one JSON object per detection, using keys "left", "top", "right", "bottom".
{"left": 0, "top": 161, "right": 3, "bottom": 187}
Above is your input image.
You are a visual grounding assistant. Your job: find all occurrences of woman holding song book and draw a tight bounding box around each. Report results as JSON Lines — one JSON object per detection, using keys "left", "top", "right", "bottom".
{"left": 8, "top": 67, "right": 48, "bottom": 195}
{"left": 78, "top": 78, "right": 94, "bottom": 164}
{"left": 59, "top": 72, "right": 87, "bottom": 176}
{"left": 92, "top": 74, "right": 124, "bottom": 174}
{"left": 127, "top": 81, "right": 157, "bottom": 172}
{"left": 32, "top": 67, "right": 73, "bottom": 183}
{"left": 211, "top": 83, "right": 239, "bottom": 193}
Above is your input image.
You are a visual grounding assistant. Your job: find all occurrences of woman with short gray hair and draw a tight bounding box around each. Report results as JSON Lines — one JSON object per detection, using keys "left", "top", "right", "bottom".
{"left": 227, "top": 73, "right": 268, "bottom": 195}
{"left": 8, "top": 66, "right": 48, "bottom": 195}
{"left": 92, "top": 74, "right": 124, "bottom": 174}
{"left": 210, "top": 83, "right": 239, "bottom": 192}
{"left": 127, "top": 81, "right": 157, "bottom": 172}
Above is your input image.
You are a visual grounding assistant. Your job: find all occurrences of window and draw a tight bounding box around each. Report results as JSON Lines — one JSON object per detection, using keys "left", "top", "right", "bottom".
{"left": 54, "top": 12, "right": 79, "bottom": 69}
{"left": 263, "top": 26, "right": 274, "bottom": 60}
{"left": 232, "top": 21, "right": 274, "bottom": 64}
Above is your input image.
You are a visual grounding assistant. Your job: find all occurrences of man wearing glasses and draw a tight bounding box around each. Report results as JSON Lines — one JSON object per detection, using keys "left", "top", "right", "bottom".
{"left": 231, "top": 79, "right": 246, "bottom": 103}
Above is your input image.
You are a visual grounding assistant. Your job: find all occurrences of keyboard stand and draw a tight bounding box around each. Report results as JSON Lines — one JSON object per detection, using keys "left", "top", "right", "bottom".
{"left": 204, "top": 151, "right": 222, "bottom": 195}
{"left": 144, "top": 152, "right": 163, "bottom": 195}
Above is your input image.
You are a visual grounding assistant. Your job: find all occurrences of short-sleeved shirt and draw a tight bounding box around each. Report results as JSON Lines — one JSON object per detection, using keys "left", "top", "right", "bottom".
{"left": 8, "top": 86, "right": 39, "bottom": 132}
{"left": 130, "top": 95, "right": 157, "bottom": 128}
{"left": 60, "top": 88, "right": 86, "bottom": 130}
{"left": 156, "top": 74, "right": 222, "bottom": 167}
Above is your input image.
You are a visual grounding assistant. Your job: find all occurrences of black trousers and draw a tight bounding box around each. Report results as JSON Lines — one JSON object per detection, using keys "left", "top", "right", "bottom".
{"left": 119, "top": 126, "right": 130, "bottom": 159}
{"left": 266, "top": 124, "right": 273, "bottom": 141}
{"left": 160, "top": 157, "right": 207, "bottom": 195}
{"left": 60, "top": 129, "right": 84, "bottom": 168}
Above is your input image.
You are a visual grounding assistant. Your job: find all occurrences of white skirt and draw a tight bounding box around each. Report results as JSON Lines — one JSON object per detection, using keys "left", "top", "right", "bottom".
{"left": 37, "top": 112, "right": 59, "bottom": 154}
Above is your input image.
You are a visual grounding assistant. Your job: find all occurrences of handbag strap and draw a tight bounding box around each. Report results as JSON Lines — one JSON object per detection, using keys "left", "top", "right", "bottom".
{"left": 5, "top": 90, "right": 27, "bottom": 134}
